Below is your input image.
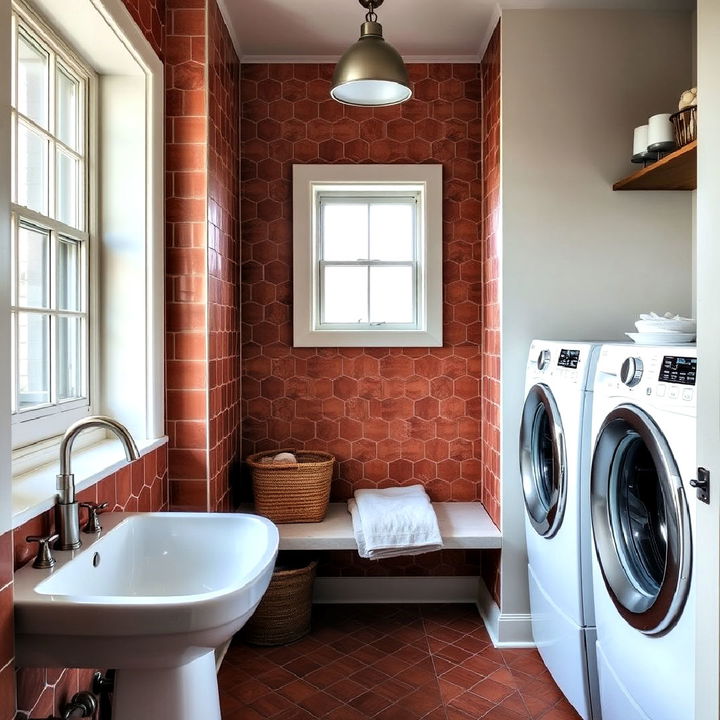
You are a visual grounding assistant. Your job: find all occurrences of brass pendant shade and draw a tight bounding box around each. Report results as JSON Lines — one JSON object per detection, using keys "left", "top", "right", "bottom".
{"left": 331, "top": 3, "right": 411, "bottom": 107}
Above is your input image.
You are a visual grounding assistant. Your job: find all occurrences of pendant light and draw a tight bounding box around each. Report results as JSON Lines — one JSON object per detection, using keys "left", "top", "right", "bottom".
{"left": 331, "top": 0, "right": 412, "bottom": 107}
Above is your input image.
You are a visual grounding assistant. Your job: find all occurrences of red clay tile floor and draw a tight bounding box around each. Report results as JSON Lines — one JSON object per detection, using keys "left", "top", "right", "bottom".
{"left": 218, "top": 605, "right": 581, "bottom": 720}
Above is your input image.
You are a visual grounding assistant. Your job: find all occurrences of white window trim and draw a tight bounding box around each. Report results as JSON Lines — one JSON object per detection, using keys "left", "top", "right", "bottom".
{"left": 293, "top": 164, "right": 443, "bottom": 348}
{"left": 10, "top": 1, "right": 97, "bottom": 448}
{"left": 3, "top": 0, "right": 166, "bottom": 525}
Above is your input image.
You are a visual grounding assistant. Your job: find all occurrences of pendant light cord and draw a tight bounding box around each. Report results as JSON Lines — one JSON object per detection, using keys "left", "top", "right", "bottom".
{"left": 365, "top": 2, "right": 378, "bottom": 22}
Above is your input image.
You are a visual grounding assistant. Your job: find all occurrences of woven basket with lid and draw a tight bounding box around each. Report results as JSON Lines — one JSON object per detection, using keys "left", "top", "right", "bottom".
{"left": 247, "top": 448, "right": 334, "bottom": 523}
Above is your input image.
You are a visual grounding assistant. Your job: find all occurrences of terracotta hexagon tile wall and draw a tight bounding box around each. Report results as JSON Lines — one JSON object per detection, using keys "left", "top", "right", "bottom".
{"left": 241, "top": 63, "right": 486, "bottom": 576}
{"left": 480, "top": 24, "right": 502, "bottom": 604}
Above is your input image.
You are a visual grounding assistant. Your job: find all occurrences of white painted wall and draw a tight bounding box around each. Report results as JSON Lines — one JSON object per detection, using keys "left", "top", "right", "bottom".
{"left": 499, "top": 9, "right": 694, "bottom": 626}
{"left": 694, "top": 2, "right": 720, "bottom": 716}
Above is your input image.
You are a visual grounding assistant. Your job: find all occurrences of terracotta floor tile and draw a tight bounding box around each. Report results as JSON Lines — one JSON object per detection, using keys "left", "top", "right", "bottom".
{"left": 325, "top": 677, "right": 368, "bottom": 703}
{"left": 471, "top": 677, "right": 516, "bottom": 703}
{"left": 298, "top": 689, "right": 345, "bottom": 716}
{"left": 448, "top": 689, "right": 495, "bottom": 717}
{"left": 350, "top": 690, "right": 395, "bottom": 715}
{"left": 537, "top": 698, "right": 583, "bottom": 720}
{"left": 220, "top": 605, "right": 578, "bottom": 720}
{"left": 277, "top": 678, "right": 318, "bottom": 703}
{"left": 257, "top": 665, "right": 297, "bottom": 689}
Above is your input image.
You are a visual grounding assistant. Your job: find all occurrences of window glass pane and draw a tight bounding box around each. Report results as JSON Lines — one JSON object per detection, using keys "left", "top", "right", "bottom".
{"left": 370, "top": 266, "right": 414, "bottom": 324}
{"left": 58, "top": 238, "right": 81, "bottom": 311}
{"left": 56, "top": 150, "right": 79, "bottom": 228}
{"left": 17, "top": 312, "right": 50, "bottom": 409}
{"left": 17, "top": 224, "right": 49, "bottom": 308}
{"left": 17, "top": 122, "right": 48, "bottom": 213}
{"left": 322, "top": 203, "right": 368, "bottom": 261}
{"left": 58, "top": 315, "right": 82, "bottom": 401}
{"left": 323, "top": 266, "right": 368, "bottom": 323}
{"left": 17, "top": 31, "right": 49, "bottom": 128}
{"left": 57, "top": 66, "right": 79, "bottom": 150}
{"left": 369, "top": 203, "right": 415, "bottom": 261}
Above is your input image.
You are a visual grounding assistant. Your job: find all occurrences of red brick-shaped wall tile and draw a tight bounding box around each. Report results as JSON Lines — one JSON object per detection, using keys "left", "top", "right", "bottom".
{"left": 480, "top": 24, "right": 502, "bottom": 604}
{"left": 241, "top": 64, "right": 486, "bottom": 575}
{"left": 0, "top": 531, "right": 13, "bottom": 720}
{"left": 122, "top": 0, "right": 164, "bottom": 60}
{"left": 13, "top": 444, "right": 168, "bottom": 719}
{"left": 166, "top": 0, "right": 209, "bottom": 509}
{"left": 207, "top": 0, "right": 241, "bottom": 512}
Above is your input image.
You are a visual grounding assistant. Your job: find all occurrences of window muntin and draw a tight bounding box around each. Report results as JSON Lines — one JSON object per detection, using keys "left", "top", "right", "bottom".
{"left": 10, "top": 5, "right": 91, "bottom": 440}
{"left": 318, "top": 194, "right": 420, "bottom": 329}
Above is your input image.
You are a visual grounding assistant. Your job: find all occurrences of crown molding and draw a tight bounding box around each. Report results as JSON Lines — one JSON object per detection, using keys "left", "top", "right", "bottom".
{"left": 477, "top": 3, "right": 502, "bottom": 59}
{"left": 239, "top": 54, "right": 482, "bottom": 64}
{"left": 215, "top": 0, "right": 243, "bottom": 60}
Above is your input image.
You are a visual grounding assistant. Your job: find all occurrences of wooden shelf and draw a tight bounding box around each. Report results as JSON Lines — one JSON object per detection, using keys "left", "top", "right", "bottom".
{"left": 613, "top": 140, "right": 697, "bottom": 191}
{"left": 242, "top": 502, "right": 502, "bottom": 550}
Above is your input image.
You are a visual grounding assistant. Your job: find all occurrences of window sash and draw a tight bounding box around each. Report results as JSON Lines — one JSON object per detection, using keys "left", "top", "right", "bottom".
{"left": 10, "top": 3, "right": 92, "bottom": 439}
{"left": 316, "top": 193, "right": 421, "bottom": 330}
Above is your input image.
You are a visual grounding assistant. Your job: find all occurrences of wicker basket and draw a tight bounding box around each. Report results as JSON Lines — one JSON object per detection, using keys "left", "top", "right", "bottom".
{"left": 247, "top": 449, "right": 334, "bottom": 523}
{"left": 670, "top": 105, "right": 697, "bottom": 147}
{"left": 242, "top": 554, "right": 318, "bottom": 646}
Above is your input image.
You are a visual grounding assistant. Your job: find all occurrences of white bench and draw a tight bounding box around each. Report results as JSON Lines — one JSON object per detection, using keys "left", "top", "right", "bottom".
{"left": 273, "top": 502, "right": 502, "bottom": 550}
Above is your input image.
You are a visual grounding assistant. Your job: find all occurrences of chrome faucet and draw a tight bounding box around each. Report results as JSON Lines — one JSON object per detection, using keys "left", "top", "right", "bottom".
{"left": 55, "top": 416, "right": 140, "bottom": 550}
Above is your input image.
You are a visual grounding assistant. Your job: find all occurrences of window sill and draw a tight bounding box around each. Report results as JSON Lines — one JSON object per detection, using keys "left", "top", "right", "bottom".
{"left": 11, "top": 435, "right": 167, "bottom": 528}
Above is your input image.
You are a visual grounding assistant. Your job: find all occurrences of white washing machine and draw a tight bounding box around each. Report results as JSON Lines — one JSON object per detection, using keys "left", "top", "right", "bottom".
{"left": 519, "top": 340, "right": 602, "bottom": 720}
{"left": 590, "top": 344, "right": 696, "bottom": 720}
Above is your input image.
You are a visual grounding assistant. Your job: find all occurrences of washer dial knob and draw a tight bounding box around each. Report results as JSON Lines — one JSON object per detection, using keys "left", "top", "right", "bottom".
{"left": 537, "top": 349, "right": 551, "bottom": 371}
{"left": 620, "top": 357, "right": 644, "bottom": 387}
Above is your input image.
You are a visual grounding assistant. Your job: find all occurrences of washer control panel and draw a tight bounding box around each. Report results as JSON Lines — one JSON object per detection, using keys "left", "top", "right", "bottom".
{"left": 595, "top": 344, "right": 697, "bottom": 411}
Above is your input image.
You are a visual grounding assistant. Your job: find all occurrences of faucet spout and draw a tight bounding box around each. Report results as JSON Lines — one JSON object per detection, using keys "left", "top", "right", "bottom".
{"left": 60, "top": 415, "right": 140, "bottom": 480}
{"left": 55, "top": 416, "right": 140, "bottom": 550}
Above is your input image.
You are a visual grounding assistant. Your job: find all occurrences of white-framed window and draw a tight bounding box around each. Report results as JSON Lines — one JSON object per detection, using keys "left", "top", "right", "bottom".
{"left": 293, "top": 164, "right": 443, "bottom": 347}
{"left": 10, "top": 2, "right": 95, "bottom": 447}
{"left": 3, "top": 0, "right": 165, "bottom": 518}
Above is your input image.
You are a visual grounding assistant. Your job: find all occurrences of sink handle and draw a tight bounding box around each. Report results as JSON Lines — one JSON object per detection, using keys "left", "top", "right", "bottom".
{"left": 80, "top": 501, "right": 109, "bottom": 534}
{"left": 26, "top": 534, "right": 60, "bottom": 569}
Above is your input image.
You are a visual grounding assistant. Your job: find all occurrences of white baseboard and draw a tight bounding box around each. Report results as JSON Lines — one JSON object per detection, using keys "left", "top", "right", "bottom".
{"left": 313, "top": 576, "right": 481, "bottom": 604}
{"left": 477, "top": 578, "right": 535, "bottom": 648}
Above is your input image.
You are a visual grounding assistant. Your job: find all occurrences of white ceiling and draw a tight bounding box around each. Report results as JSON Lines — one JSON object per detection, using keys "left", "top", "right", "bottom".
{"left": 220, "top": 0, "right": 694, "bottom": 62}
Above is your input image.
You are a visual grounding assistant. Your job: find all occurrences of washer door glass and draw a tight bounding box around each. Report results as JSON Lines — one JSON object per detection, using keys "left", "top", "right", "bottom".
{"left": 591, "top": 404, "right": 692, "bottom": 635}
{"left": 519, "top": 384, "right": 567, "bottom": 538}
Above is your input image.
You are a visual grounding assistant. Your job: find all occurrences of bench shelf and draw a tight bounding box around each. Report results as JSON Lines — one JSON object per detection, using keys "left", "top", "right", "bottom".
{"left": 258, "top": 502, "right": 502, "bottom": 551}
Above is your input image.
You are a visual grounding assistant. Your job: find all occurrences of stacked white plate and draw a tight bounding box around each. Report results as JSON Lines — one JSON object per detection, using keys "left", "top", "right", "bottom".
{"left": 626, "top": 313, "right": 696, "bottom": 345}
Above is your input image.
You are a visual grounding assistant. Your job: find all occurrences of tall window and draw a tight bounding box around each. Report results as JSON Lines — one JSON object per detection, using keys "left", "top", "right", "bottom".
{"left": 10, "top": 5, "right": 92, "bottom": 445}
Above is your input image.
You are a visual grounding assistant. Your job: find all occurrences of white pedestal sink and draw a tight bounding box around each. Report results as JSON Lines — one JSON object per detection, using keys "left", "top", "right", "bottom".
{"left": 14, "top": 512, "right": 279, "bottom": 720}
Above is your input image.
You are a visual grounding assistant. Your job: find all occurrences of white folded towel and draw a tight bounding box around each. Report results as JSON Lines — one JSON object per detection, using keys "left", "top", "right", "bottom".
{"left": 348, "top": 485, "right": 443, "bottom": 560}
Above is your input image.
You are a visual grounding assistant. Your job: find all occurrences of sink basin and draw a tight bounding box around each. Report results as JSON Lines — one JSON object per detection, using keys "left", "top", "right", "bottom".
{"left": 14, "top": 512, "right": 279, "bottom": 720}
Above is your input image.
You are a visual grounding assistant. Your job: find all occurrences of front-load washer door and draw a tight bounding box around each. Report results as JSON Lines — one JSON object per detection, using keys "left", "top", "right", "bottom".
{"left": 520, "top": 383, "right": 568, "bottom": 538}
{"left": 591, "top": 404, "right": 692, "bottom": 636}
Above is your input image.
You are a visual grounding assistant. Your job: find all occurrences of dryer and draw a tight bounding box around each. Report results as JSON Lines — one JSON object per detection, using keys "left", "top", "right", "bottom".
{"left": 590, "top": 344, "right": 696, "bottom": 720}
{"left": 519, "top": 340, "right": 601, "bottom": 720}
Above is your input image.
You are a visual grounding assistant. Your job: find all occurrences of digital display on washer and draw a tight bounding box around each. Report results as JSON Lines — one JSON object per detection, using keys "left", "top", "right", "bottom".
{"left": 659, "top": 356, "right": 697, "bottom": 386}
{"left": 558, "top": 349, "right": 580, "bottom": 368}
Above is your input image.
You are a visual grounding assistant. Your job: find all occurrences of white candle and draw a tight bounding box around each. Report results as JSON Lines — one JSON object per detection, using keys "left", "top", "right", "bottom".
{"left": 633, "top": 125, "right": 649, "bottom": 155}
{"left": 647, "top": 113, "right": 674, "bottom": 146}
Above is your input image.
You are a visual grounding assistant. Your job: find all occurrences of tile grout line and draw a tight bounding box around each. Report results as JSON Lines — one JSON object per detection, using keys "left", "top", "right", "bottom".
{"left": 418, "top": 605, "right": 451, "bottom": 720}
